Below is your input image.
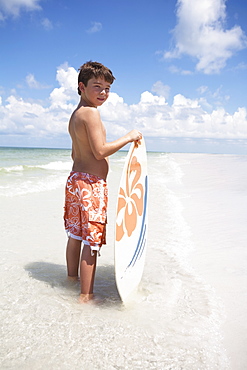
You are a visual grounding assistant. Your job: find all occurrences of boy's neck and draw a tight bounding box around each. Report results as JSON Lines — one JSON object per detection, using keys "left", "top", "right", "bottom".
{"left": 78, "top": 96, "right": 97, "bottom": 109}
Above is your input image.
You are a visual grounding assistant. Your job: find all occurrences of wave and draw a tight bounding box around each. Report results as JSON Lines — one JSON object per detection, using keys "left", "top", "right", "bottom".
{"left": 0, "top": 175, "right": 66, "bottom": 197}
{"left": 0, "top": 161, "right": 72, "bottom": 174}
{"left": 37, "top": 161, "right": 72, "bottom": 171}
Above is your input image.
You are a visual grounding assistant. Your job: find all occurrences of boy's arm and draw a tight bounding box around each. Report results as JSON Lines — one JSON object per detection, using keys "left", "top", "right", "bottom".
{"left": 79, "top": 107, "right": 141, "bottom": 160}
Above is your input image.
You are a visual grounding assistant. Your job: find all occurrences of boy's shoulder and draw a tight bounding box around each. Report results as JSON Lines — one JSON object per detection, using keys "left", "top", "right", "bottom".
{"left": 75, "top": 105, "right": 99, "bottom": 118}
{"left": 72, "top": 105, "right": 101, "bottom": 127}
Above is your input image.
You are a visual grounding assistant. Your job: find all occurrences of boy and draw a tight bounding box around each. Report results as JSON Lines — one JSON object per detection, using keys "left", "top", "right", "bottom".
{"left": 64, "top": 61, "right": 142, "bottom": 303}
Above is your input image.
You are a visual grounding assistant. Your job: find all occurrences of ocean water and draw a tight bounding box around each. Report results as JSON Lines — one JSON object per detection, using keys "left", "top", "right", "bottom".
{"left": 0, "top": 147, "right": 72, "bottom": 197}
{"left": 1, "top": 147, "right": 246, "bottom": 369}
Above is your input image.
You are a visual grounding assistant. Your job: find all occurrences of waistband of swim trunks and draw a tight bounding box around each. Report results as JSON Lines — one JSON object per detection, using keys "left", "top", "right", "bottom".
{"left": 69, "top": 171, "right": 106, "bottom": 183}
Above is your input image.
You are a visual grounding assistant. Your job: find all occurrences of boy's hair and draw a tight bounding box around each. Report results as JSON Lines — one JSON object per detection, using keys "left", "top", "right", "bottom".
{"left": 78, "top": 61, "right": 115, "bottom": 95}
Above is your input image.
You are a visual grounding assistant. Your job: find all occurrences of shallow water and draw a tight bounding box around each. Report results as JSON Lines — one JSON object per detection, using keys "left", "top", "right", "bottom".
{"left": 1, "top": 148, "right": 239, "bottom": 369}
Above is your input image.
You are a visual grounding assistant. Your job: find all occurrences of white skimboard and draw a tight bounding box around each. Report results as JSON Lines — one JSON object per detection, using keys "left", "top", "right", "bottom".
{"left": 114, "top": 138, "right": 148, "bottom": 302}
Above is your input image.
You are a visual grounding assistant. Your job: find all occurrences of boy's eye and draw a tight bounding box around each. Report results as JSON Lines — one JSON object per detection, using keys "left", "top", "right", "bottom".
{"left": 94, "top": 85, "right": 110, "bottom": 92}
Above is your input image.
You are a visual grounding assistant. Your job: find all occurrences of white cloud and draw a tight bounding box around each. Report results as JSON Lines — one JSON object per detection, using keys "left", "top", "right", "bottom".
{"left": 41, "top": 17, "right": 53, "bottom": 31}
{"left": 197, "top": 86, "right": 208, "bottom": 95}
{"left": 49, "top": 63, "right": 78, "bottom": 108}
{"left": 168, "top": 65, "right": 193, "bottom": 75}
{"left": 196, "top": 85, "right": 230, "bottom": 109}
{"left": 232, "top": 62, "right": 247, "bottom": 71}
{"left": 0, "top": 11, "right": 5, "bottom": 20}
{"left": 86, "top": 21, "right": 102, "bottom": 34}
{"left": 0, "top": 65, "right": 247, "bottom": 144}
{"left": 26, "top": 73, "right": 50, "bottom": 89}
{"left": 101, "top": 89, "right": 247, "bottom": 140}
{"left": 0, "top": 0, "right": 41, "bottom": 18}
{"left": 151, "top": 81, "right": 170, "bottom": 100}
{"left": 164, "top": 0, "right": 247, "bottom": 74}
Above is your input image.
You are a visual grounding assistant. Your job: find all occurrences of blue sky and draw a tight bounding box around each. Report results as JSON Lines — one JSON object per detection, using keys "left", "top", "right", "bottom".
{"left": 0, "top": 0, "right": 247, "bottom": 153}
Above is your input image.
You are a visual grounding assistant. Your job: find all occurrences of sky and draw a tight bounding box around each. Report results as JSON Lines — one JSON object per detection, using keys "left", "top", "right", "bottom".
{"left": 0, "top": 0, "right": 247, "bottom": 153}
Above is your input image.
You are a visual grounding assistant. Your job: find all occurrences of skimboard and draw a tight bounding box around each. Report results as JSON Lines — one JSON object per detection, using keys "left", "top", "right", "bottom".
{"left": 114, "top": 138, "right": 148, "bottom": 302}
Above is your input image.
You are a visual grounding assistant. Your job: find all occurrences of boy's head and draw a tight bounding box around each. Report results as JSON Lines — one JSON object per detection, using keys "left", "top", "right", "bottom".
{"left": 78, "top": 61, "right": 115, "bottom": 95}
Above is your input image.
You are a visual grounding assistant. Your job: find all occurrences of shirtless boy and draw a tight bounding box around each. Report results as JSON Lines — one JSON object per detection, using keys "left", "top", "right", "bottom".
{"left": 64, "top": 61, "right": 142, "bottom": 303}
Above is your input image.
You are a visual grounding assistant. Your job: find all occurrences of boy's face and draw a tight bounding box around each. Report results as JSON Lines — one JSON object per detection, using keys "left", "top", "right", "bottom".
{"left": 79, "top": 77, "right": 111, "bottom": 107}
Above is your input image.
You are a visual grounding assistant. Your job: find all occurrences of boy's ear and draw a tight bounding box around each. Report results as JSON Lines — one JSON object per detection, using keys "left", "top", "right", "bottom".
{"left": 78, "top": 82, "right": 85, "bottom": 93}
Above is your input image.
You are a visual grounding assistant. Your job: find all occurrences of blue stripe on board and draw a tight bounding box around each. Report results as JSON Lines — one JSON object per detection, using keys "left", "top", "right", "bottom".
{"left": 125, "top": 175, "right": 148, "bottom": 271}
{"left": 130, "top": 225, "right": 146, "bottom": 267}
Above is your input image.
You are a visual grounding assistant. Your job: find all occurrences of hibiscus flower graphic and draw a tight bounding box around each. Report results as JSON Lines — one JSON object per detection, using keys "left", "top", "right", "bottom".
{"left": 116, "top": 155, "right": 144, "bottom": 241}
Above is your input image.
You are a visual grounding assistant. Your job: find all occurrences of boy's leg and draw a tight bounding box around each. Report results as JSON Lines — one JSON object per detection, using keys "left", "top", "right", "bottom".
{"left": 66, "top": 237, "right": 82, "bottom": 280}
{"left": 79, "top": 245, "right": 97, "bottom": 302}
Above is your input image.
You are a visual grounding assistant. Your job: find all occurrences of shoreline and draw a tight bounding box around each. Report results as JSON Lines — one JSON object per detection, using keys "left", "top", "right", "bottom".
{"left": 173, "top": 153, "right": 247, "bottom": 370}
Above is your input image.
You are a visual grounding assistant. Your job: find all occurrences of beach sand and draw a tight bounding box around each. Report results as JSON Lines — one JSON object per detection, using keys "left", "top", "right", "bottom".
{"left": 1, "top": 152, "right": 246, "bottom": 369}
{"left": 173, "top": 154, "right": 247, "bottom": 370}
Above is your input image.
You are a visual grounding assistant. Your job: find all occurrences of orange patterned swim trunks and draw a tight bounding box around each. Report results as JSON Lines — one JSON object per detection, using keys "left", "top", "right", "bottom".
{"left": 64, "top": 172, "right": 108, "bottom": 253}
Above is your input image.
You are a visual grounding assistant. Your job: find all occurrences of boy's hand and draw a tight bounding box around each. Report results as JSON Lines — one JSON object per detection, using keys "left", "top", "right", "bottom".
{"left": 128, "top": 129, "right": 142, "bottom": 145}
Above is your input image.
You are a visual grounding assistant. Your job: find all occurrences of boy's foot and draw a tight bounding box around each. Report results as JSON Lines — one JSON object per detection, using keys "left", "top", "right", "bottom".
{"left": 67, "top": 276, "right": 79, "bottom": 282}
{"left": 79, "top": 293, "right": 94, "bottom": 303}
